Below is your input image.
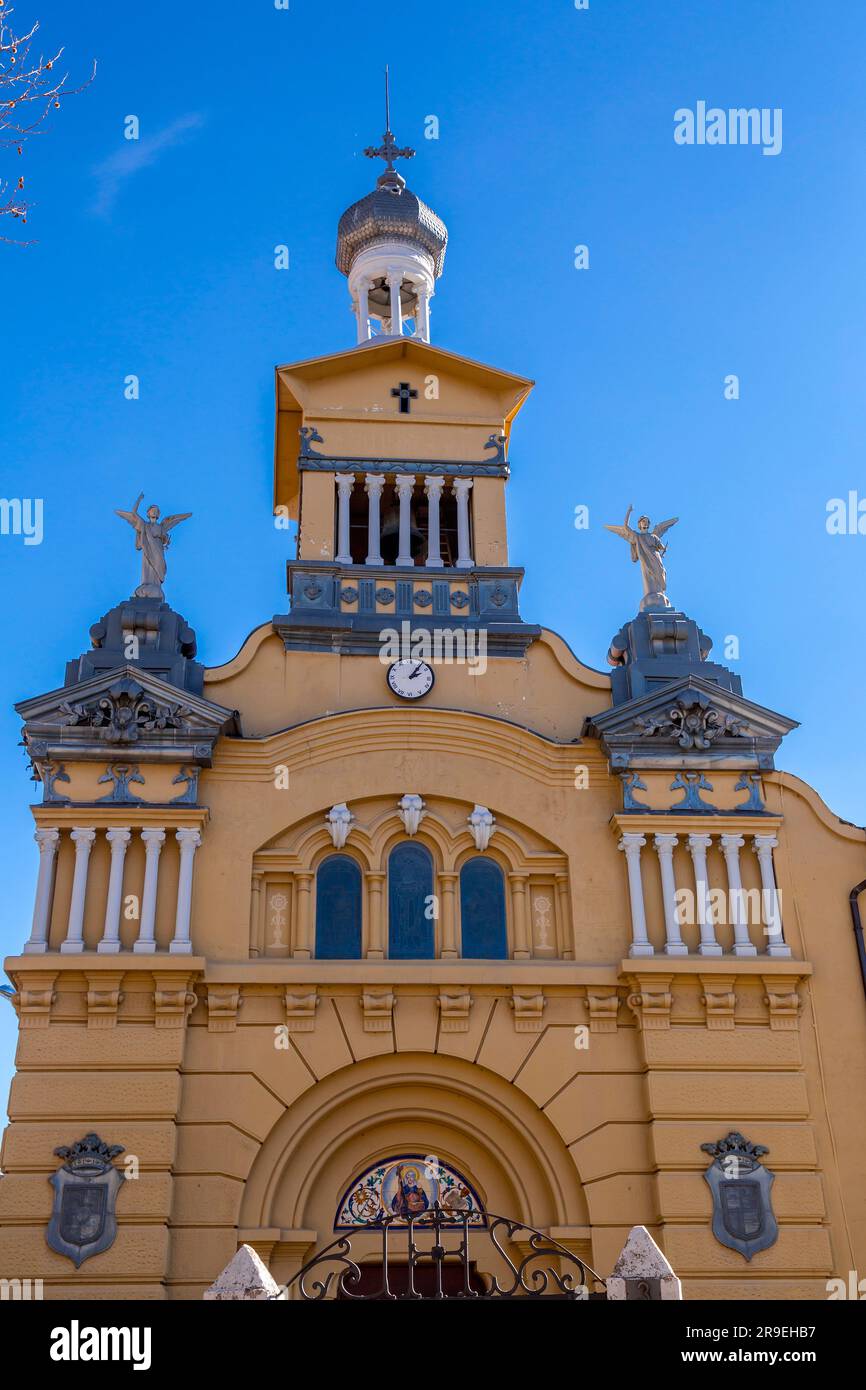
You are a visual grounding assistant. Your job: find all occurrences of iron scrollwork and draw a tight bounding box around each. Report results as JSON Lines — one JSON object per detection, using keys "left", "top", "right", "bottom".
{"left": 278, "top": 1201, "right": 604, "bottom": 1300}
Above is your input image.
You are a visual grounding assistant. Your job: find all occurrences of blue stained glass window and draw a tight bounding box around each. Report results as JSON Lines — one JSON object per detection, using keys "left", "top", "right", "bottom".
{"left": 460, "top": 858, "right": 508, "bottom": 959}
{"left": 388, "top": 843, "right": 434, "bottom": 959}
{"left": 315, "top": 855, "right": 362, "bottom": 959}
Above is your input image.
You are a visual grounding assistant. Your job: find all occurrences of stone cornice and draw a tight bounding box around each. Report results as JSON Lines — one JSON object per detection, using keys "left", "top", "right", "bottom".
{"left": 620, "top": 958, "right": 811, "bottom": 978}
{"left": 208, "top": 708, "right": 608, "bottom": 788}
{"left": 611, "top": 812, "right": 783, "bottom": 836}
{"left": 31, "top": 805, "right": 209, "bottom": 830}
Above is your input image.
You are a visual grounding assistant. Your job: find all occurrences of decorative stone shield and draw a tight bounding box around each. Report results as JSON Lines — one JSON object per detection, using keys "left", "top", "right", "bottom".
{"left": 46, "top": 1133, "right": 125, "bottom": 1267}
{"left": 701, "top": 1131, "right": 778, "bottom": 1261}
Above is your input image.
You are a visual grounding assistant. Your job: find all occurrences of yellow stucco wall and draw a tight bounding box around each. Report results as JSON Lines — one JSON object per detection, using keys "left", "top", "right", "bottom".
{"left": 2, "top": 337, "right": 865, "bottom": 1303}
{"left": 2, "top": 620, "right": 866, "bottom": 1299}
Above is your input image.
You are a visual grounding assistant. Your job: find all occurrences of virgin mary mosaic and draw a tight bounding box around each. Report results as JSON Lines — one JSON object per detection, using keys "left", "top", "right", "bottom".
{"left": 335, "top": 1155, "right": 486, "bottom": 1229}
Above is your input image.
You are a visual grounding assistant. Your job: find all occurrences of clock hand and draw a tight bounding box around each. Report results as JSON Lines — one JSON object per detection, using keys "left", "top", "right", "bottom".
{"left": 409, "top": 664, "right": 424, "bottom": 678}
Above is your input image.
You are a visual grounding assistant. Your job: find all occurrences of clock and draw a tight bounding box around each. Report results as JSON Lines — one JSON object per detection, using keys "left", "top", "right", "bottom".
{"left": 387, "top": 659, "right": 435, "bottom": 700}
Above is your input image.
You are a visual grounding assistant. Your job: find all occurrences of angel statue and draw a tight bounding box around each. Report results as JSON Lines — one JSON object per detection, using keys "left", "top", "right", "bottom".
{"left": 604, "top": 506, "right": 679, "bottom": 611}
{"left": 115, "top": 494, "right": 192, "bottom": 600}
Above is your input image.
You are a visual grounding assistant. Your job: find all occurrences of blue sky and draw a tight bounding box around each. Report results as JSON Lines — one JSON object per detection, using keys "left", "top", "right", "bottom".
{"left": 2, "top": 0, "right": 865, "bottom": 1099}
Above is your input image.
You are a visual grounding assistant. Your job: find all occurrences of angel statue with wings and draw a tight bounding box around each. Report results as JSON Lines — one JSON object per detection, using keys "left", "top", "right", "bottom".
{"left": 604, "top": 506, "right": 679, "bottom": 611}
{"left": 115, "top": 494, "right": 192, "bottom": 600}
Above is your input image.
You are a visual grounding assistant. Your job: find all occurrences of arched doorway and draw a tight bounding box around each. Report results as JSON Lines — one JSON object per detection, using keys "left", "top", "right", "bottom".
{"left": 239, "top": 1052, "right": 592, "bottom": 1295}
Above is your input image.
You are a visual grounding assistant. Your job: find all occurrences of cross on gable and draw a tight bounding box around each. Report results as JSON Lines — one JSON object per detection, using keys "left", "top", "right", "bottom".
{"left": 392, "top": 382, "right": 418, "bottom": 414}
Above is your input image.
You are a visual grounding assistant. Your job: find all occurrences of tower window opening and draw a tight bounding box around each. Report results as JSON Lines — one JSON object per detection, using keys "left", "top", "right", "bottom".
{"left": 347, "top": 479, "right": 369, "bottom": 565}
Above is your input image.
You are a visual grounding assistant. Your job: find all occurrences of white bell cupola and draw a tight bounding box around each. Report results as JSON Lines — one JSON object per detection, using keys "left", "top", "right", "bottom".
{"left": 336, "top": 81, "right": 448, "bottom": 345}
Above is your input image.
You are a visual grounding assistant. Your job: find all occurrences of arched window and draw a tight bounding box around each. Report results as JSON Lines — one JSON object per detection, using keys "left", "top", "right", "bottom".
{"left": 315, "top": 855, "right": 362, "bottom": 959}
{"left": 388, "top": 843, "right": 434, "bottom": 958}
{"left": 460, "top": 858, "right": 507, "bottom": 959}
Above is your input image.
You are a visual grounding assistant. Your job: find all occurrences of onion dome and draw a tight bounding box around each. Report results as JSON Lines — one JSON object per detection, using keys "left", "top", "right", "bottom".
{"left": 336, "top": 164, "right": 448, "bottom": 279}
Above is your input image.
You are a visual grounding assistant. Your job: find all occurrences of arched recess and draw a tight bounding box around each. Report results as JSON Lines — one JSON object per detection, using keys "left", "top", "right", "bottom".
{"left": 239, "top": 1052, "right": 590, "bottom": 1286}
{"left": 315, "top": 854, "right": 362, "bottom": 959}
{"left": 460, "top": 857, "right": 507, "bottom": 959}
{"left": 388, "top": 842, "right": 434, "bottom": 958}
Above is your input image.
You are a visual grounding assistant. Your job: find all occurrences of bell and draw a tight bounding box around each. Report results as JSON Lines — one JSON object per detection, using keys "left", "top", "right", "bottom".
{"left": 380, "top": 500, "right": 425, "bottom": 564}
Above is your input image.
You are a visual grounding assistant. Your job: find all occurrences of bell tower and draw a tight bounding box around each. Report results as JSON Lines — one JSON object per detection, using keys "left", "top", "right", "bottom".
{"left": 337, "top": 71, "right": 447, "bottom": 344}
{"left": 272, "top": 89, "right": 539, "bottom": 659}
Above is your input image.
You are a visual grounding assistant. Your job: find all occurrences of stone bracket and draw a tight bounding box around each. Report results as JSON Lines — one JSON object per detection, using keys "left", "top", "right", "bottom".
{"left": 437, "top": 989, "right": 472, "bottom": 1033}
{"left": 584, "top": 988, "right": 620, "bottom": 1033}
{"left": 207, "top": 985, "right": 243, "bottom": 1032}
{"left": 85, "top": 971, "right": 125, "bottom": 1029}
{"left": 700, "top": 973, "right": 737, "bottom": 1030}
{"left": 510, "top": 986, "right": 545, "bottom": 1032}
{"left": 285, "top": 988, "right": 319, "bottom": 1033}
{"left": 362, "top": 989, "right": 394, "bottom": 1033}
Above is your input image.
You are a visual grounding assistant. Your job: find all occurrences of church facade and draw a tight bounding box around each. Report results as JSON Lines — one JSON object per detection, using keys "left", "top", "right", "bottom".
{"left": 2, "top": 125, "right": 866, "bottom": 1301}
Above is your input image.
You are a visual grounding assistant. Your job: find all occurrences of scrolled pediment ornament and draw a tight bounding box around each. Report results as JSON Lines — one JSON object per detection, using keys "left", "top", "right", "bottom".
{"left": 635, "top": 692, "right": 745, "bottom": 750}
{"left": 59, "top": 678, "right": 189, "bottom": 745}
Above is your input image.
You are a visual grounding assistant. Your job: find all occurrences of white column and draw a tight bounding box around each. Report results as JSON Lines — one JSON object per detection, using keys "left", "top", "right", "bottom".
{"left": 386, "top": 269, "right": 403, "bottom": 336}
{"left": 416, "top": 286, "right": 431, "bottom": 342}
{"left": 395, "top": 475, "right": 415, "bottom": 567}
{"left": 98, "top": 827, "right": 131, "bottom": 954}
{"left": 24, "top": 827, "right": 60, "bottom": 954}
{"left": 335, "top": 473, "right": 354, "bottom": 564}
{"left": 653, "top": 834, "right": 687, "bottom": 956}
{"left": 752, "top": 835, "right": 791, "bottom": 958}
{"left": 134, "top": 828, "right": 165, "bottom": 954}
{"left": 61, "top": 827, "right": 96, "bottom": 954}
{"left": 364, "top": 474, "right": 385, "bottom": 566}
{"left": 618, "top": 833, "right": 653, "bottom": 957}
{"left": 720, "top": 834, "right": 757, "bottom": 958}
{"left": 453, "top": 478, "right": 474, "bottom": 569}
{"left": 356, "top": 279, "right": 370, "bottom": 342}
{"left": 687, "top": 833, "right": 721, "bottom": 957}
{"left": 171, "top": 828, "right": 202, "bottom": 955}
{"left": 424, "top": 476, "right": 445, "bottom": 568}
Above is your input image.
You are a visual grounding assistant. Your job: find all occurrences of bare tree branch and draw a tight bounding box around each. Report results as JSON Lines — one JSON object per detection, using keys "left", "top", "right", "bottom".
{"left": 0, "top": 2, "right": 95, "bottom": 243}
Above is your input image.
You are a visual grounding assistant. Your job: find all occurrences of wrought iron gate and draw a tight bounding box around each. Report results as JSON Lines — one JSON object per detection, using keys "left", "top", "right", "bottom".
{"left": 277, "top": 1201, "right": 606, "bottom": 1301}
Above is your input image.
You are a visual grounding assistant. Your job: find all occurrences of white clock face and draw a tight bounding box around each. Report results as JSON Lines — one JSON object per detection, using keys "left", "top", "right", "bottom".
{"left": 387, "top": 659, "right": 435, "bottom": 700}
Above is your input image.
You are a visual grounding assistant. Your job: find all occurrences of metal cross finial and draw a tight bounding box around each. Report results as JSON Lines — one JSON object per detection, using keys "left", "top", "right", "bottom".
{"left": 364, "top": 66, "right": 415, "bottom": 171}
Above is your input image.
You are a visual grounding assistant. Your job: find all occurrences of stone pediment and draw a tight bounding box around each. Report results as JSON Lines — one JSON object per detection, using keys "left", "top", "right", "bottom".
{"left": 585, "top": 675, "right": 797, "bottom": 771}
{"left": 17, "top": 666, "right": 240, "bottom": 766}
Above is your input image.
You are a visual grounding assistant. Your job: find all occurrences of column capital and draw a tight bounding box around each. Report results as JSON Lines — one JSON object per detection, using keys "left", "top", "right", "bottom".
{"left": 687, "top": 833, "right": 713, "bottom": 852}
{"left": 618, "top": 833, "right": 646, "bottom": 853}
{"left": 176, "top": 828, "right": 202, "bottom": 851}
{"left": 35, "top": 827, "right": 60, "bottom": 851}
{"left": 452, "top": 477, "right": 473, "bottom": 495}
{"left": 335, "top": 472, "right": 356, "bottom": 493}
{"left": 720, "top": 833, "right": 746, "bottom": 852}
{"left": 424, "top": 475, "right": 445, "bottom": 496}
{"left": 653, "top": 833, "right": 678, "bottom": 853}
{"left": 106, "top": 827, "right": 132, "bottom": 849}
{"left": 70, "top": 827, "right": 97, "bottom": 848}
{"left": 141, "top": 827, "right": 166, "bottom": 848}
{"left": 752, "top": 834, "right": 779, "bottom": 853}
{"left": 395, "top": 474, "right": 416, "bottom": 496}
{"left": 365, "top": 473, "right": 386, "bottom": 496}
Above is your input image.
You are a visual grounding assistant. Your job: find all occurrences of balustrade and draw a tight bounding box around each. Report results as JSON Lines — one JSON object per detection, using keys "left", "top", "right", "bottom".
{"left": 22, "top": 825, "right": 202, "bottom": 955}
{"left": 620, "top": 829, "right": 792, "bottom": 959}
